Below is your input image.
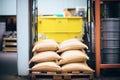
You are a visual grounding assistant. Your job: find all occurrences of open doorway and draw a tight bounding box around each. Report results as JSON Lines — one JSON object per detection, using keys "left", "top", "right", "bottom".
{"left": 0, "top": 16, "right": 17, "bottom": 52}
{"left": 0, "top": 0, "right": 17, "bottom": 76}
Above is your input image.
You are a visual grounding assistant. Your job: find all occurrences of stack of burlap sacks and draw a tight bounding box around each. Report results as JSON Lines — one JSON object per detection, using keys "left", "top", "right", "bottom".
{"left": 29, "top": 39, "right": 61, "bottom": 71}
{"left": 29, "top": 38, "right": 94, "bottom": 73}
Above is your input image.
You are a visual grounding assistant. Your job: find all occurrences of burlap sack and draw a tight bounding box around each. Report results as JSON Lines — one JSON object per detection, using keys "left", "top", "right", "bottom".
{"left": 58, "top": 50, "right": 89, "bottom": 65}
{"left": 30, "top": 62, "right": 61, "bottom": 72}
{"left": 80, "top": 49, "right": 86, "bottom": 53}
{"left": 57, "top": 38, "right": 88, "bottom": 52}
{"left": 32, "top": 39, "right": 59, "bottom": 52}
{"left": 61, "top": 62, "right": 94, "bottom": 72}
{"left": 29, "top": 51, "right": 61, "bottom": 63}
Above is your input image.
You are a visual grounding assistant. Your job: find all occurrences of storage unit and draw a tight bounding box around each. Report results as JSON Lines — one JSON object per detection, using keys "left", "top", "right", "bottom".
{"left": 101, "top": 18, "right": 120, "bottom": 63}
{"left": 2, "top": 38, "right": 17, "bottom": 52}
{"left": 38, "top": 16, "right": 83, "bottom": 42}
{"left": 95, "top": 0, "right": 120, "bottom": 77}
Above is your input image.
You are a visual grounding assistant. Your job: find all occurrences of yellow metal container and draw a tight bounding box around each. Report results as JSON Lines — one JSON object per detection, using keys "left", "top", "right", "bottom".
{"left": 38, "top": 16, "right": 83, "bottom": 42}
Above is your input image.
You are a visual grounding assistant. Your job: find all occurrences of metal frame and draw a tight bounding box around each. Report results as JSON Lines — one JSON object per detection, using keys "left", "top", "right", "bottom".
{"left": 95, "top": 0, "right": 120, "bottom": 77}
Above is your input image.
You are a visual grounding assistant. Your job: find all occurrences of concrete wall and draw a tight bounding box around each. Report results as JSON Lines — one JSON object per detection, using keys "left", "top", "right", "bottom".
{"left": 0, "top": 0, "right": 16, "bottom": 15}
{"left": 38, "top": 0, "right": 87, "bottom": 15}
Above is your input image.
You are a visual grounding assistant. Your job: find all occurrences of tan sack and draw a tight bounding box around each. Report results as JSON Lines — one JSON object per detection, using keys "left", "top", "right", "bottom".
{"left": 29, "top": 51, "right": 61, "bottom": 63}
{"left": 32, "top": 39, "right": 59, "bottom": 52}
{"left": 58, "top": 50, "right": 89, "bottom": 65}
{"left": 61, "top": 62, "right": 94, "bottom": 72}
{"left": 30, "top": 62, "right": 61, "bottom": 72}
{"left": 58, "top": 38, "right": 88, "bottom": 52}
{"left": 80, "top": 49, "right": 86, "bottom": 53}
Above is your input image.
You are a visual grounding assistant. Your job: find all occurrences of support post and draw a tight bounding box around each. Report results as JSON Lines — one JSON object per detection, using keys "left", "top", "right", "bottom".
{"left": 17, "top": 0, "right": 29, "bottom": 75}
{"left": 95, "top": 0, "right": 101, "bottom": 77}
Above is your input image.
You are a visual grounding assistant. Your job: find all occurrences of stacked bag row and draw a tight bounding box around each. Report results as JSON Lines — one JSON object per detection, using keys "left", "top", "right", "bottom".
{"left": 29, "top": 38, "right": 94, "bottom": 73}
{"left": 29, "top": 39, "right": 61, "bottom": 72}
{"left": 57, "top": 39, "right": 94, "bottom": 72}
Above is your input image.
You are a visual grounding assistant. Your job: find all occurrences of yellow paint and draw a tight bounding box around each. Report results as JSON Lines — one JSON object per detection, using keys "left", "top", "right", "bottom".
{"left": 38, "top": 16, "right": 83, "bottom": 42}
{"left": 88, "top": 9, "right": 90, "bottom": 22}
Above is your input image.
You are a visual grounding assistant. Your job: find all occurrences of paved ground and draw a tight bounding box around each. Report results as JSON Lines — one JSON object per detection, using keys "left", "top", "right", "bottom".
{"left": 0, "top": 52, "right": 120, "bottom": 80}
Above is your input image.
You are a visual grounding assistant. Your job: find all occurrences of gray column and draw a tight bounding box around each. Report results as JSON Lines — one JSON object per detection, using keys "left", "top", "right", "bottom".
{"left": 17, "top": 0, "right": 29, "bottom": 75}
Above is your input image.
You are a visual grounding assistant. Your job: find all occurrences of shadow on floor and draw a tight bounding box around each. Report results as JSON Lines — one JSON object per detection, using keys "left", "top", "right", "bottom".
{"left": 0, "top": 52, "right": 17, "bottom": 75}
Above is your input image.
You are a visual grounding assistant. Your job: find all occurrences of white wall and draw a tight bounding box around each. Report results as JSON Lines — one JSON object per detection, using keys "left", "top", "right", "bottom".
{"left": 0, "top": 0, "right": 16, "bottom": 15}
{"left": 0, "top": 2, "right": 2, "bottom": 14}
{"left": 38, "top": 0, "right": 87, "bottom": 15}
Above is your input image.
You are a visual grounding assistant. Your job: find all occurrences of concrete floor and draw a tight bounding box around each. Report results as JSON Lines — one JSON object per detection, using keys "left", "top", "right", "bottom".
{"left": 0, "top": 52, "right": 17, "bottom": 75}
{"left": 0, "top": 52, "right": 120, "bottom": 80}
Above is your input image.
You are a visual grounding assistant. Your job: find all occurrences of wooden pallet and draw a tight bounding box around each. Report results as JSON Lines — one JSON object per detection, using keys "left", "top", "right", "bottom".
{"left": 2, "top": 38, "right": 17, "bottom": 52}
{"left": 30, "top": 71, "right": 94, "bottom": 80}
